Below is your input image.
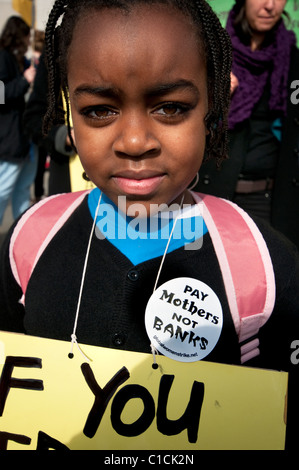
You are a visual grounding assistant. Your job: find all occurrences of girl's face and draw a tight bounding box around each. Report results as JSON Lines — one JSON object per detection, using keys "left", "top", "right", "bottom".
{"left": 67, "top": 4, "right": 208, "bottom": 214}
{"left": 245, "top": 0, "right": 287, "bottom": 33}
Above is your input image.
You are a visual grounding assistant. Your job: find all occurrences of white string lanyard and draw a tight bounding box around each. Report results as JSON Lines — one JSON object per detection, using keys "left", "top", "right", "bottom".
{"left": 68, "top": 191, "right": 102, "bottom": 361}
{"left": 69, "top": 188, "right": 189, "bottom": 364}
{"left": 151, "top": 173, "right": 199, "bottom": 296}
{"left": 150, "top": 193, "right": 185, "bottom": 368}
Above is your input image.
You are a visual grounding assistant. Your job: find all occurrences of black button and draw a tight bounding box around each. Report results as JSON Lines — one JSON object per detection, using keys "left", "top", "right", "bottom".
{"left": 127, "top": 269, "right": 139, "bottom": 281}
{"left": 202, "top": 175, "right": 210, "bottom": 185}
{"left": 112, "top": 333, "right": 125, "bottom": 346}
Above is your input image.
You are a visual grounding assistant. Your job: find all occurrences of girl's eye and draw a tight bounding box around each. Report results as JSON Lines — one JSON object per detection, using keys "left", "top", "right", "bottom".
{"left": 153, "top": 103, "right": 191, "bottom": 119}
{"left": 81, "top": 106, "right": 118, "bottom": 120}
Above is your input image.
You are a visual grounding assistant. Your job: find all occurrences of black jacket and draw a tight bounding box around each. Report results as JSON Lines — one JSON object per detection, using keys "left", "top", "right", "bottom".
{"left": 196, "top": 47, "right": 299, "bottom": 249}
{"left": 0, "top": 49, "right": 30, "bottom": 161}
{"left": 0, "top": 195, "right": 298, "bottom": 449}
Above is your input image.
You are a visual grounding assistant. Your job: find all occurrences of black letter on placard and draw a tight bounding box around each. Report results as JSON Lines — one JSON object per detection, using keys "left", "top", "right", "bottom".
{"left": 0, "top": 356, "right": 43, "bottom": 416}
{"left": 156, "top": 374, "right": 204, "bottom": 443}
{"left": 0, "top": 431, "right": 31, "bottom": 450}
{"left": 111, "top": 385, "right": 155, "bottom": 436}
{"left": 36, "top": 431, "right": 70, "bottom": 450}
{"left": 81, "top": 363, "right": 130, "bottom": 438}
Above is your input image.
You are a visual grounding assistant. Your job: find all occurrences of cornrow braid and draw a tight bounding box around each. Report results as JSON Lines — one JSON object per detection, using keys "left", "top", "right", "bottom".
{"left": 43, "top": 0, "right": 68, "bottom": 135}
{"left": 194, "top": 0, "right": 232, "bottom": 162}
{"left": 43, "top": 0, "right": 232, "bottom": 162}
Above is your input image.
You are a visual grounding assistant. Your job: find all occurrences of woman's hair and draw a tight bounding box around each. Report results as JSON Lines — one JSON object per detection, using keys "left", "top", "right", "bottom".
{"left": 0, "top": 15, "right": 30, "bottom": 61}
{"left": 232, "top": 0, "right": 289, "bottom": 46}
{"left": 43, "top": 0, "right": 232, "bottom": 162}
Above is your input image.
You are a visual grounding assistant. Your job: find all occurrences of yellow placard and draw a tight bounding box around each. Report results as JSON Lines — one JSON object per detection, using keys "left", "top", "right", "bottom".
{"left": 0, "top": 331, "right": 287, "bottom": 450}
{"left": 69, "top": 154, "right": 95, "bottom": 192}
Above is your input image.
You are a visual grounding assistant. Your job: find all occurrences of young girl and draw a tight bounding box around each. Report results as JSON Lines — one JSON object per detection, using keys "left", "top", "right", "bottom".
{"left": 0, "top": 0, "right": 298, "bottom": 449}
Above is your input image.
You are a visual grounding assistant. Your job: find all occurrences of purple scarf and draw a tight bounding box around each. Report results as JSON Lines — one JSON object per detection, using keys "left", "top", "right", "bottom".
{"left": 226, "top": 10, "right": 296, "bottom": 129}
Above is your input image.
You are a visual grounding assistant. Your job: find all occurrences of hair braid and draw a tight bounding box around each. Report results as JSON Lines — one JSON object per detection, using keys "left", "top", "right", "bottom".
{"left": 43, "top": 0, "right": 68, "bottom": 135}
{"left": 194, "top": 0, "right": 232, "bottom": 162}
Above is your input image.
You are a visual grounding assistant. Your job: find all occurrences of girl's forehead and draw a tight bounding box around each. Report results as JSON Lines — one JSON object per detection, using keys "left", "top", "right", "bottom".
{"left": 67, "top": 4, "right": 205, "bottom": 83}
{"left": 68, "top": 4, "right": 202, "bottom": 60}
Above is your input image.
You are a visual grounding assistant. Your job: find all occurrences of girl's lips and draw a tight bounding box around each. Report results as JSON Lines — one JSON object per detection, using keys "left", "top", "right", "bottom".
{"left": 113, "top": 174, "right": 165, "bottom": 195}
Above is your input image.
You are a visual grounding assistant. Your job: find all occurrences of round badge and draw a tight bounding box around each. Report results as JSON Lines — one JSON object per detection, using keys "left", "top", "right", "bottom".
{"left": 145, "top": 277, "right": 223, "bottom": 362}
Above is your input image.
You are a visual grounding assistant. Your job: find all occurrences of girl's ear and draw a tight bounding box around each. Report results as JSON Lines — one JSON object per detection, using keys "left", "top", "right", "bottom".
{"left": 71, "top": 128, "right": 75, "bottom": 145}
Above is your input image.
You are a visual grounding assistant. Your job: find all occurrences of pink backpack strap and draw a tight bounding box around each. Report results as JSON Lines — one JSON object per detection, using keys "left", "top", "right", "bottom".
{"left": 9, "top": 188, "right": 275, "bottom": 364}
{"left": 9, "top": 190, "right": 90, "bottom": 305}
{"left": 192, "top": 192, "right": 276, "bottom": 363}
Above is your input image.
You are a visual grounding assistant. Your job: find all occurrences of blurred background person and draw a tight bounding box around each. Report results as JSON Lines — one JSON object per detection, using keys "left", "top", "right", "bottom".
{"left": 29, "top": 30, "right": 49, "bottom": 203}
{"left": 31, "top": 29, "right": 44, "bottom": 68}
{"left": 197, "top": 0, "right": 299, "bottom": 248}
{"left": 24, "top": 51, "right": 74, "bottom": 197}
{"left": 0, "top": 15, "right": 36, "bottom": 224}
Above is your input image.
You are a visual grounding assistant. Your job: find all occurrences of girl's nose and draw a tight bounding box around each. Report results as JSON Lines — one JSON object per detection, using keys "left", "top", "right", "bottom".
{"left": 112, "top": 113, "right": 161, "bottom": 158}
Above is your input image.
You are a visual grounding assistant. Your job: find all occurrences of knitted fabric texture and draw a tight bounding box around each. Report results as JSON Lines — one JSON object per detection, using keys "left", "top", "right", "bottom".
{"left": 226, "top": 11, "right": 296, "bottom": 129}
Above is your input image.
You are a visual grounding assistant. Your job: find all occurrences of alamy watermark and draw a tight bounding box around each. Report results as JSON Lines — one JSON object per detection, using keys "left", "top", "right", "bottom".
{"left": 0, "top": 80, "right": 4, "bottom": 104}
{"left": 290, "top": 340, "right": 299, "bottom": 365}
{"left": 94, "top": 196, "right": 204, "bottom": 251}
{"left": 290, "top": 80, "right": 299, "bottom": 104}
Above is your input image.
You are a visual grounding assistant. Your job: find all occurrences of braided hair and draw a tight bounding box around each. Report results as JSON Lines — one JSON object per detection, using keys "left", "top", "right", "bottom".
{"left": 43, "top": 0, "right": 232, "bottom": 162}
